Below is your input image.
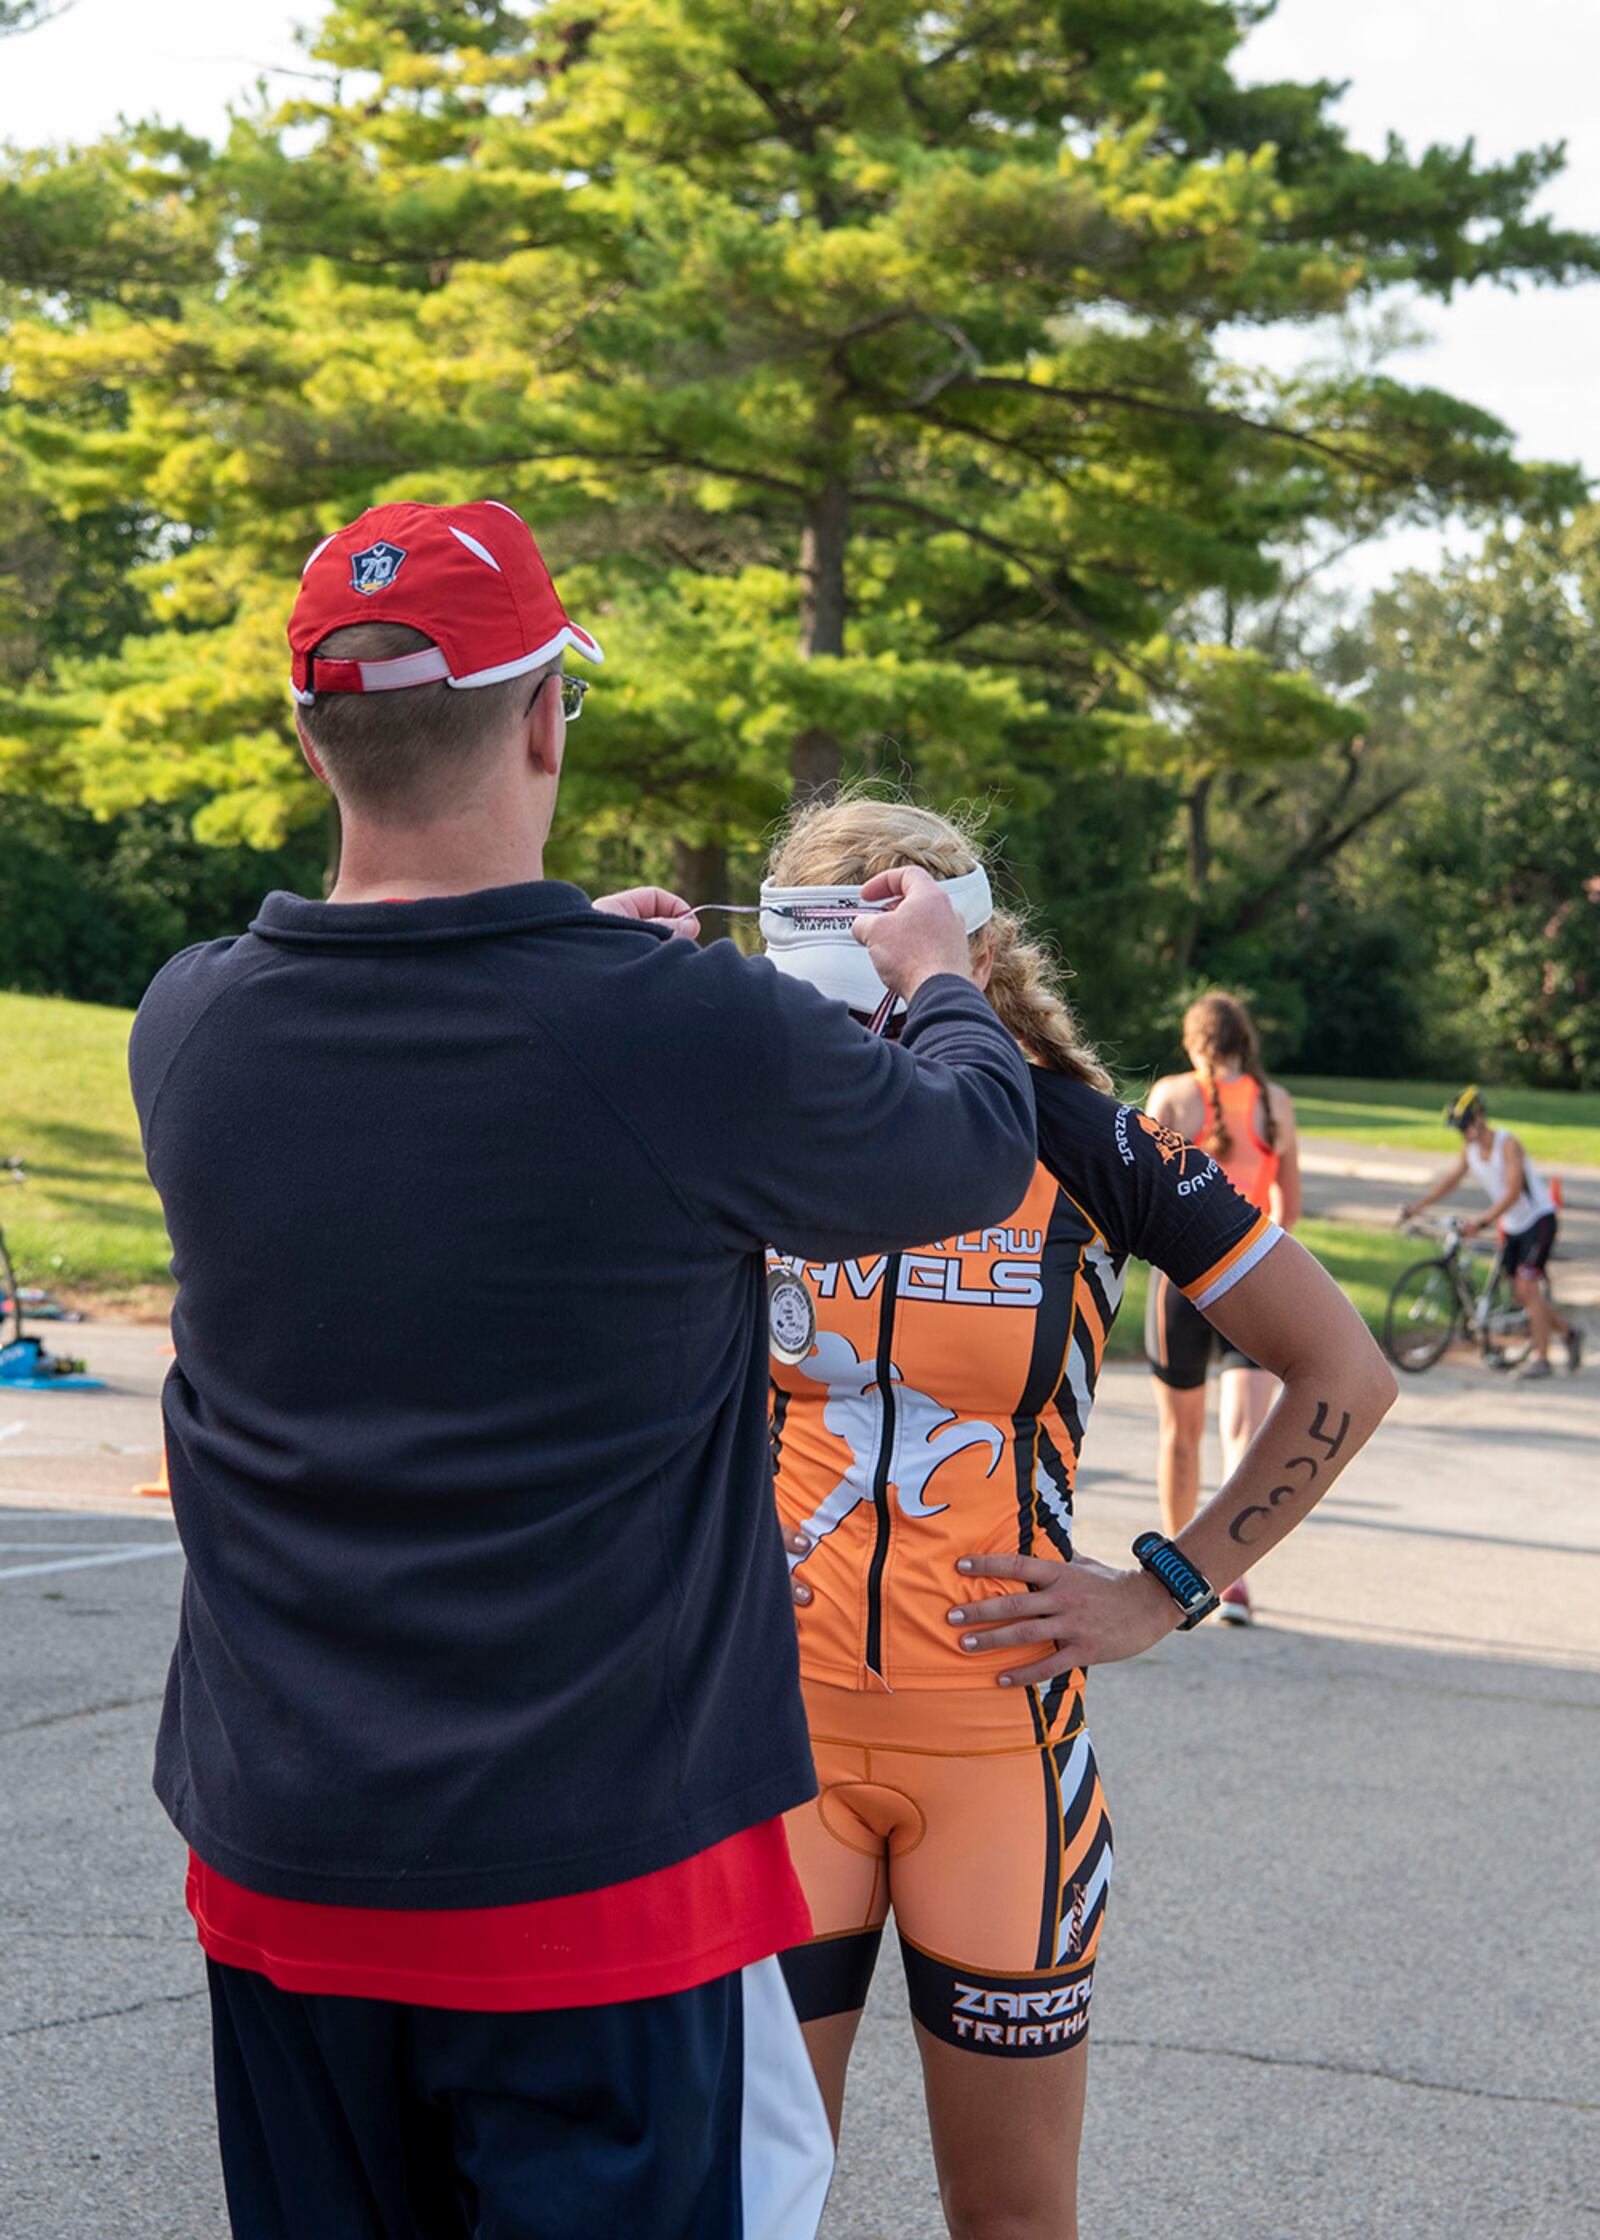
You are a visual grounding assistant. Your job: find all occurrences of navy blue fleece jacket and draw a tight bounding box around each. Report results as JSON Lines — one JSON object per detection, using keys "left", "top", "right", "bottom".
{"left": 130, "top": 881, "right": 1035, "bottom": 1907}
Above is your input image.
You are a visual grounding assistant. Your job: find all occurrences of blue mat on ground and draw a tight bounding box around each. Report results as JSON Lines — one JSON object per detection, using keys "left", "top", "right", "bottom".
{"left": 0, "top": 1371, "right": 106, "bottom": 1390}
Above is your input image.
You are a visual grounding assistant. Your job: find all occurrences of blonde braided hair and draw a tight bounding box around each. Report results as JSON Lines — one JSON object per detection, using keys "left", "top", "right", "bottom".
{"left": 767, "top": 795, "right": 1110, "bottom": 1091}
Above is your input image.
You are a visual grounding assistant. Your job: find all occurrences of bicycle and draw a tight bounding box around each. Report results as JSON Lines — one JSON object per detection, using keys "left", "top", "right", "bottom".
{"left": 0, "top": 1156, "right": 25, "bottom": 1350}
{"left": 1383, "top": 1217, "right": 1532, "bottom": 1374}
{"left": 0, "top": 1157, "right": 97, "bottom": 1383}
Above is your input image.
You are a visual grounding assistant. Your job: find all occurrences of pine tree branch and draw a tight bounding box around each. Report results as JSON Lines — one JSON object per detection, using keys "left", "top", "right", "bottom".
{"left": 943, "top": 375, "right": 1403, "bottom": 482}
{"left": 851, "top": 486, "right": 1174, "bottom": 696}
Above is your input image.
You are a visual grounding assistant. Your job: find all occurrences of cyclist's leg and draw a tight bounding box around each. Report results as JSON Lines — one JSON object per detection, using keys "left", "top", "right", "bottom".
{"left": 777, "top": 1687, "right": 894, "bottom": 2141}
{"left": 1153, "top": 1377, "right": 1205, "bottom": 1534}
{"left": 1146, "top": 1271, "right": 1209, "bottom": 1534}
{"left": 1218, "top": 1362, "right": 1278, "bottom": 1482}
{"left": 1508, "top": 1217, "right": 1566, "bottom": 1361}
{"left": 1513, "top": 1269, "right": 1556, "bottom": 1360}
{"left": 891, "top": 1699, "right": 1110, "bottom": 2240}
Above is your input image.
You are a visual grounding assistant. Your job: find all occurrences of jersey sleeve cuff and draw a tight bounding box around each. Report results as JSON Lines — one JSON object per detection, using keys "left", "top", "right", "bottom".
{"left": 1183, "top": 1213, "right": 1283, "bottom": 1310}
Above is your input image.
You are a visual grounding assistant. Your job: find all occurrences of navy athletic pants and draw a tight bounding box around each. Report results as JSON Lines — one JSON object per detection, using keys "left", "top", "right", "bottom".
{"left": 207, "top": 1956, "right": 832, "bottom": 2240}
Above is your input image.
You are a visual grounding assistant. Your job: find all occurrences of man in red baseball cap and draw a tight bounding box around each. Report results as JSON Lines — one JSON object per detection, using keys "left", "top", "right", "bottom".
{"left": 130, "top": 498, "right": 1038, "bottom": 2237}
{"left": 287, "top": 499, "right": 609, "bottom": 888}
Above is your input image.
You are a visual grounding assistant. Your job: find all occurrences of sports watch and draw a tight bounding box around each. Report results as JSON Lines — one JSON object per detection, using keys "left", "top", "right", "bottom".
{"left": 1131, "top": 1532, "right": 1220, "bottom": 1630}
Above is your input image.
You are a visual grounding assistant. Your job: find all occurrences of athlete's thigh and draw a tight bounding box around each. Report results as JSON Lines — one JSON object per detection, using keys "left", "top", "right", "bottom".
{"left": 778, "top": 1728, "right": 896, "bottom": 2135}
{"left": 915, "top": 2021, "right": 1089, "bottom": 2240}
{"left": 1219, "top": 1362, "right": 1277, "bottom": 1448}
{"left": 1153, "top": 1373, "right": 1207, "bottom": 1447}
{"left": 889, "top": 1719, "right": 1111, "bottom": 2030}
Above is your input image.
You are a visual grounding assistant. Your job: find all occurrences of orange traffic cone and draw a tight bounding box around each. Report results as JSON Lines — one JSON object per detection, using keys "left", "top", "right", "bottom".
{"left": 136, "top": 1448, "right": 170, "bottom": 1500}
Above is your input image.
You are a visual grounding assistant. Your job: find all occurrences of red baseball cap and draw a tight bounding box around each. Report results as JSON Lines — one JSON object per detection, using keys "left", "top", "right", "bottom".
{"left": 288, "top": 500, "right": 603, "bottom": 704}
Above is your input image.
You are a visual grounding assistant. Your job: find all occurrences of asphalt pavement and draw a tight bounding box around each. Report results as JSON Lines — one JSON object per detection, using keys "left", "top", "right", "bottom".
{"left": 1, "top": 1296, "right": 1596, "bottom": 2239}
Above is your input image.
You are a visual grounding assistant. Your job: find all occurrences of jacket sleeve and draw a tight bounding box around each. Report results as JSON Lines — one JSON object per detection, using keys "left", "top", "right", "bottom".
{"left": 669, "top": 952, "right": 1038, "bottom": 1258}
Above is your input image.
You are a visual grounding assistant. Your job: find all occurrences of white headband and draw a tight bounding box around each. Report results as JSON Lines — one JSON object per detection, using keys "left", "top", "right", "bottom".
{"left": 760, "top": 867, "right": 993, "bottom": 1012}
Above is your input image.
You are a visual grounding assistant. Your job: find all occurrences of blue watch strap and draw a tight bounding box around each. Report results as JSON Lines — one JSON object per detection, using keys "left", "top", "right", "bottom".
{"left": 1132, "top": 1531, "right": 1218, "bottom": 1628}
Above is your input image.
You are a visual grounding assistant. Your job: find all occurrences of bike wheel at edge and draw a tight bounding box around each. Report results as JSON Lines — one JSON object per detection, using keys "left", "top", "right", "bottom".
{"left": 1383, "top": 1258, "right": 1460, "bottom": 1372}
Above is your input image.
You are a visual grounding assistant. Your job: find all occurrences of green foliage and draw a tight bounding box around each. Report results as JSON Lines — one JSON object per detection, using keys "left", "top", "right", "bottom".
{"left": 3, "top": 0, "right": 1596, "bottom": 875}
{"left": 1358, "top": 519, "right": 1600, "bottom": 1087}
{"left": 0, "top": 0, "right": 66, "bottom": 33}
{"left": 0, "top": 795, "right": 325, "bottom": 1007}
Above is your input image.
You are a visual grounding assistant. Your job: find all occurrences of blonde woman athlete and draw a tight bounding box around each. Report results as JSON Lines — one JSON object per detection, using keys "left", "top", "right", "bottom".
{"left": 761, "top": 802, "right": 1393, "bottom": 2240}
{"left": 1144, "top": 995, "right": 1303, "bottom": 1626}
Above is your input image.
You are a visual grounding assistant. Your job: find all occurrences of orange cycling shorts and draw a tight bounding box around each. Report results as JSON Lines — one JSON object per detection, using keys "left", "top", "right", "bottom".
{"left": 778, "top": 1681, "right": 1112, "bottom": 2059}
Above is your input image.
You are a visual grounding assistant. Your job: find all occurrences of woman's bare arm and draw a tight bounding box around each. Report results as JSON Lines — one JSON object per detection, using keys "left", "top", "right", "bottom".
{"left": 948, "top": 1238, "right": 1396, "bottom": 1681}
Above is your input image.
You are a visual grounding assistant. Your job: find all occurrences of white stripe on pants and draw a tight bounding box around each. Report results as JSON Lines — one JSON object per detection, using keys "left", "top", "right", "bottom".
{"left": 740, "top": 1955, "right": 834, "bottom": 2239}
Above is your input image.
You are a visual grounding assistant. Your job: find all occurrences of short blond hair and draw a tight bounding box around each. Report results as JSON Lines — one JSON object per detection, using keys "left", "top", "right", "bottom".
{"left": 767, "top": 792, "right": 1110, "bottom": 1090}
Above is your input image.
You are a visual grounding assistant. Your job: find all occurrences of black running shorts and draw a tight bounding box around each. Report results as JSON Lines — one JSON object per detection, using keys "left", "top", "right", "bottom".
{"left": 1144, "top": 1267, "right": 1260, "bottom": 1388}
{"left": 1502, "top": 1212, "right": 1557, "bottom": 1278}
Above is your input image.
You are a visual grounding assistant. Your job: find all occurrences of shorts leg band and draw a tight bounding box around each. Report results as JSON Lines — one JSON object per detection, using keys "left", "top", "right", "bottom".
{"left": 779, "top": 1927, "right": 884, "bottom": 2023}
{"left": 899, "top": 1933, "right": 1097, "bottom": 2058}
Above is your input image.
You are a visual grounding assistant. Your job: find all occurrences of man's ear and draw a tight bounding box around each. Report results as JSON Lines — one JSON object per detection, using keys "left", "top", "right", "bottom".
{"left": 294, "top": 711, "right": 330, "bottom": 786}
{"left": 526, "top": 676, "right": 565, "bottom": 780}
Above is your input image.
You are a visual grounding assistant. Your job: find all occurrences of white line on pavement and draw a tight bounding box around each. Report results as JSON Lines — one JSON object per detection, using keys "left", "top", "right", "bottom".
{"left": 0, "top": 1544, "right": 182, "bottom": 1583}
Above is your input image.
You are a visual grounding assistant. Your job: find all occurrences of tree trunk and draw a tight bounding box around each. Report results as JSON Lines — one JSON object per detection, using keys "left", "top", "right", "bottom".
{"left": 1173, "top": 770, "right": 1213, "bottom": 968}
{"left": 672, "top": 835, "right": 728, "bottom": 944}
{"left": 792, "top": 476, "right": 848, "bottom": 805}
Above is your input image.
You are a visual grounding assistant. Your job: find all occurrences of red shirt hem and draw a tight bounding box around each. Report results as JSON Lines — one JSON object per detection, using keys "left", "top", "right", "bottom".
{"left": 187, "top": 1819, "right": 811, "bottom": 2012}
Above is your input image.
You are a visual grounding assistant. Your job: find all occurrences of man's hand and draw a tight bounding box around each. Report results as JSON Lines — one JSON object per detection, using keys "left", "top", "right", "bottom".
{"left": 947, "top": 1550, "right": 1176, "bottom": 1684}
{"left": 1461, "top": 1216, "right": 1485, "bottom": 1239}
{"left": 593, "top": 886, "right": 700, "bottom": 940}
{"left": 851, "top": 865, "right": 973, "bottom": 1005}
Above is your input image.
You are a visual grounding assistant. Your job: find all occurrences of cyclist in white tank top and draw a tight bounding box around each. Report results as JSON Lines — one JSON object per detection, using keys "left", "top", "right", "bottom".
{"left": 1402, "top": 1088, "right": 1580, "bottom": 1379}
{"left": 1463, "top": 1127, "right": 1554, "bottom": 1233}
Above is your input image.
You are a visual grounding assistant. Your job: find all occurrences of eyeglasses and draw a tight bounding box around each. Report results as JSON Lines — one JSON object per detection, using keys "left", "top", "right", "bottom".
{"left": 529, "top": 673, "right": 589, "bottom": 723}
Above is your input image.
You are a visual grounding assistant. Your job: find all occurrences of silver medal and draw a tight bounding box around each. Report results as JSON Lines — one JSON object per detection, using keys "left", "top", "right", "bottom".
{"left": 768, "top": 1265, "right": 817, "bottom": 1364}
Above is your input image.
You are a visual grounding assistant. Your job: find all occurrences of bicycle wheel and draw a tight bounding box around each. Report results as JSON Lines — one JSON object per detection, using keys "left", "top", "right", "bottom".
{"left": 1384, "top": 1259, "right": 1460, "bottom": 1372}
{"left": 1480, "top": 1268, "right": 1531, "bottom": 1369}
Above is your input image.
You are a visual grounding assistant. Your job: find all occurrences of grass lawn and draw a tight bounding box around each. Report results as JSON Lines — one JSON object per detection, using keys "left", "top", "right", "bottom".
{"left": 0, "top": 989, "right": 169, "bottom": 1302}
{"left": 1284, "top": 1077, "right": 1600, "bottom": 1170}
{"left": 1104, "top": 1216, "right": 1421, "bottom": 1361}
{"left": 1, "top": 988, "right": 1592, "bottom": 1311}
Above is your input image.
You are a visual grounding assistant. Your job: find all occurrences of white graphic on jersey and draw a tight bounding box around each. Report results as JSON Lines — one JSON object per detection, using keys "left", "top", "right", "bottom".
{"left": 787, "top": 1332, "right": 1006, "bottom": 1565}
{"left": 1034, "top": 1449, "right": 1073, "bottom": 1550}
{"left": 1084, "top": 1233, "right": 1126, "bottom": 1318}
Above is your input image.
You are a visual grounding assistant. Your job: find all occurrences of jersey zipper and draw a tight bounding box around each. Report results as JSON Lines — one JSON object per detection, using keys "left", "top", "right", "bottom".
{"left": 863, "top": 1253, "right": 902, "bottom": 1683}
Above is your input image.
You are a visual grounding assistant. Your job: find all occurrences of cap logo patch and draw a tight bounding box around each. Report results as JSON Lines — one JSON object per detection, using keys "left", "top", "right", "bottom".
{"left": 349, "top": 540, "right": 407, "bottom": 595}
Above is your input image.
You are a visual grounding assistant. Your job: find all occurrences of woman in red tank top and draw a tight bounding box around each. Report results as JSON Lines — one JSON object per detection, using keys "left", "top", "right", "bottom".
{"left": 1143, "top": 995, "right": 1302, "bottom": 1623}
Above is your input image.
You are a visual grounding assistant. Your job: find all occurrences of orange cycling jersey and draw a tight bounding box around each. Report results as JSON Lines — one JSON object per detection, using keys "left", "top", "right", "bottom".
{"left": 1189, "top": 1071, "right": 1279, "bottom": 1214}
{"left": 771, "top": 1069, "right": 1280, "bottom": 1699}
